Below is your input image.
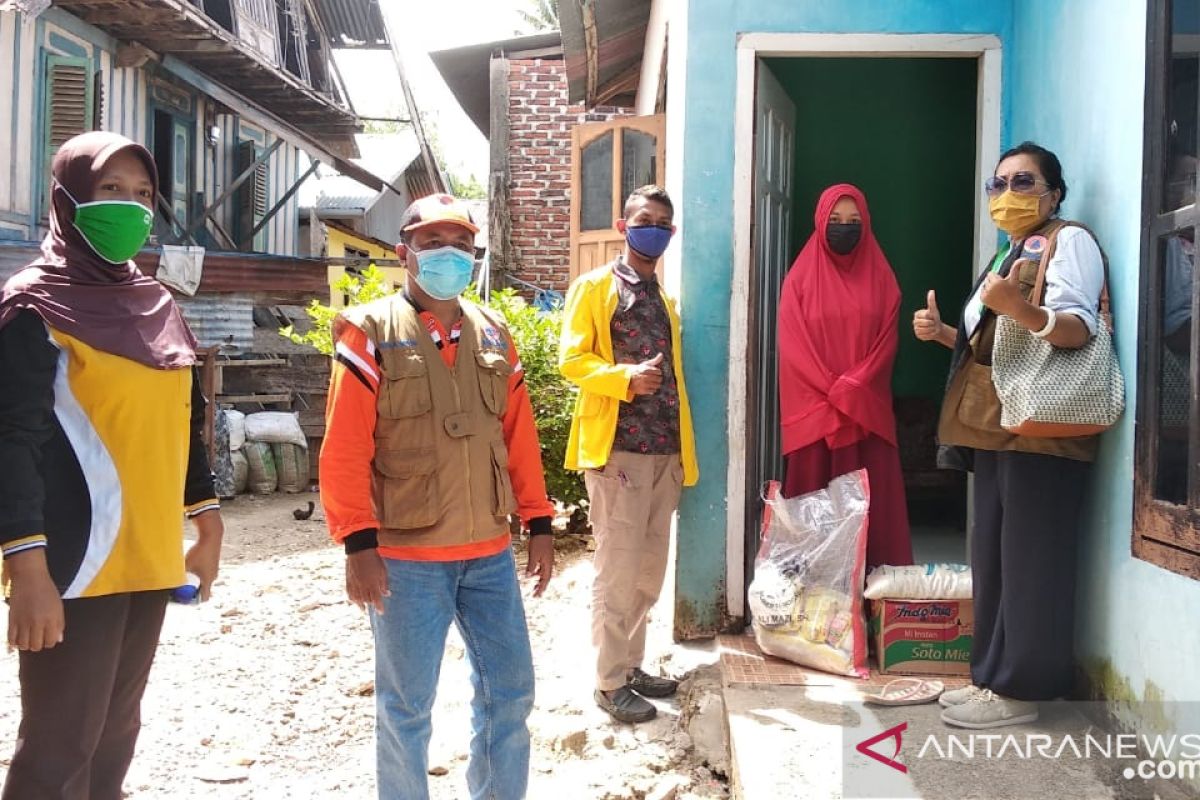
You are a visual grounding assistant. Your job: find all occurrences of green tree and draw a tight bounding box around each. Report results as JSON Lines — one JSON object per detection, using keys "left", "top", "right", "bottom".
{"left": 449, "top": 172, "right": 487, "bottom": 200}
{"left": 282, "top": 266, "right": 586, "bottom": 514}
{"left": 516, "top": 0, "right": 558, "bottom": 34}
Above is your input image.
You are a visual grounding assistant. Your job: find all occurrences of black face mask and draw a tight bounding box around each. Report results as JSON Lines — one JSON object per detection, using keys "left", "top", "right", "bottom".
{"left": 826, "top": 222, "right": 862, "bottom": 255}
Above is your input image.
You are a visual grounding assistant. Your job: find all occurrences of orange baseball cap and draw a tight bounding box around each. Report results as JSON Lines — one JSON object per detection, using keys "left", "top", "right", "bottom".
{"left": 399, "top": 193, "right": 480, "bottom": 235}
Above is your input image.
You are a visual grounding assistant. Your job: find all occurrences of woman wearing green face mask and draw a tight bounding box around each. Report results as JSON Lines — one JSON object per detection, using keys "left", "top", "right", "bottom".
{"left": 911, "top": 141, "right": 1108, "bottom": 730}
{"left": 0, "top": 131, "right": 224, "bottom": 798}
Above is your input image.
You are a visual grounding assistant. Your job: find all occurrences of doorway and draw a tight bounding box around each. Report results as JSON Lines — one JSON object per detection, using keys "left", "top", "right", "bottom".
{"left": 151, "top": 109, "right": 193, "bottom": 241}
{"left": 727, "top": 34, "right": 1002, "bottom": 620}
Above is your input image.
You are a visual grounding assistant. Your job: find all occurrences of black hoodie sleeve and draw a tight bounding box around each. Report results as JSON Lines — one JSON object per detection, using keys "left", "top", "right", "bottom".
{"left": 0, "top": 311, "right": 58, "bottom": 555}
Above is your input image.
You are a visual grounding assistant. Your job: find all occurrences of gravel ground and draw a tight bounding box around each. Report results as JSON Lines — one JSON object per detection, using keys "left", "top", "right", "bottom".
{"left": 0, "top": 494, "right": 729, "bottom": 800}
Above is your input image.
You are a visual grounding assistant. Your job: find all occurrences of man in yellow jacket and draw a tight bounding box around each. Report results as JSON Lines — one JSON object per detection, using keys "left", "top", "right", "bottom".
{"left": 559, "top": 185, "right": 699, "bottom": 724}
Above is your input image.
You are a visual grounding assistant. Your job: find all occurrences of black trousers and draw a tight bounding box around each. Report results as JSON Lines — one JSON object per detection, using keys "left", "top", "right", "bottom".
{"left": 971, "top": 450, "right": 1090, "bottom": 702}
{"left": 3, "top": 591, "right": 168, "bottom": 800}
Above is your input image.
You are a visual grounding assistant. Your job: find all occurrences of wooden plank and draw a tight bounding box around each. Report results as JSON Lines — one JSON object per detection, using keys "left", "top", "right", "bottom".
{"left": 217, "top": 393, "right": 291, "bottom": 404}
{"left": 1133, "top": 535, "right": 1200, "bottom": 581}
{"left": 488, "top": 56, "right": 512, "bottom": 286}
{"left": 0, "top": 14, "right": 14, "bottom": 212}
{"left": 197, "top": 357, "right": 288, "bottom": 368}
{"left": 221, "top": 362, "right": 331, "bottom": 395}
{"left": 199, "top": 346, "right": 219, "bottom": 467}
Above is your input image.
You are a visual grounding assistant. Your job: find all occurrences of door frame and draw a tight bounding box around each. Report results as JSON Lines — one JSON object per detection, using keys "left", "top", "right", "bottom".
{"left": 725, "top": 33, "right": 1003, "bottom": 621}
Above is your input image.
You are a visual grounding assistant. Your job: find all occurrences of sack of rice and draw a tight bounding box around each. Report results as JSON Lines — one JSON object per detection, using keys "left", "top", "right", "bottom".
{"left": 231, "top": 449, "right": 249, "bottom": 495}
{"left": 864, "top": 563, "right": 973, "bottom": 600}
{"left": 244, "top": 412, "right": 307, "bottom": 449}
{"left": 244, "top": 441, "right": 278, "bottom": 495}
{"left": 272, "top": 442, "right": 310, "bottom": 494}
{"left": 225, "top": 409, "right": 247, "bottom": 451}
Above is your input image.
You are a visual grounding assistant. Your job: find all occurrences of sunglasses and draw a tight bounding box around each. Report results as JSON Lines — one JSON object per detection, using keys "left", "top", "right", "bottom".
{"left": 984, "top": 171, "right": 1051, "bottom": 197}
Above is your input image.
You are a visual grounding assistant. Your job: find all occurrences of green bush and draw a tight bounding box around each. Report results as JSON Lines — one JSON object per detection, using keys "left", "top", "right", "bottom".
{"left": 282, "top": 266, "right": 586, "bottom": 513}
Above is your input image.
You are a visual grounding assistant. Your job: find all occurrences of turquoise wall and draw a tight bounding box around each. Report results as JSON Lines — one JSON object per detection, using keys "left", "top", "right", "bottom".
{"left": 676, "top": 0, "right": 1015, "bottom": 635}
{"left": 1009, "top": 0, "right": 1200, "bottom": 727}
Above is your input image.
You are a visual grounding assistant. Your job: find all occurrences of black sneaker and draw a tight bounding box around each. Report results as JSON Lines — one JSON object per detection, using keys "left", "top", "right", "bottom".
{"left": 594, "top": 687, "right": 657, "bottom": 723}
{"left": 627, "top": 668, "right": 679, "bottom": 698}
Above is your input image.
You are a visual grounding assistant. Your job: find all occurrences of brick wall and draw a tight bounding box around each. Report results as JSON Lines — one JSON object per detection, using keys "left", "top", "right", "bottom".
{"left": 505, "top": 58, "right": 630, "bottom": 293}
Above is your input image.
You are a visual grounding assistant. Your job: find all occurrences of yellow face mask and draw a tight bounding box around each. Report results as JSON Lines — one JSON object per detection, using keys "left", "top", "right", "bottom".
{"left": 989, "top": 190, "right": 1046, "bottom": 237}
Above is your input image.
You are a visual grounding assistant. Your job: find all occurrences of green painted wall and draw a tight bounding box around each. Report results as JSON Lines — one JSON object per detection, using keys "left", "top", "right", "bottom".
{"left": 766, "top": 57, "right": 979, "bottom": 399}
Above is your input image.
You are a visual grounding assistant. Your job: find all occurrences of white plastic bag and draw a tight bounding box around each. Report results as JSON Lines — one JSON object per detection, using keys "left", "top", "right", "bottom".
{"left": 748, "top": 471, "right": 870, "bottom": 678}
{"left": 864, "top": 563, "right": 973, "bottom": 600}
{"left": 224, "top": 409, "right": 246, "bottom": 452}
{"left": 244, "top": 411, "right": 307, "bottom": 449}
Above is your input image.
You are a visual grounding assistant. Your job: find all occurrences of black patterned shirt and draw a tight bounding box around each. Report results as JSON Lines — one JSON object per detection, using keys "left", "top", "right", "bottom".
{"left": 610, "top": 260, "right": 681, "bottom": 455}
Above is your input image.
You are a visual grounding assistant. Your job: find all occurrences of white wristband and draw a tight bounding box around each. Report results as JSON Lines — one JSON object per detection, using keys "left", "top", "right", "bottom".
{"left": 1031, "top": 306, "right": 1057, "bottom": 339}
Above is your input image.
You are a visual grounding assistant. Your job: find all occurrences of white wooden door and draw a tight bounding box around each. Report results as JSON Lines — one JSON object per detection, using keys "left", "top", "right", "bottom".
{"left": 746, "top": 62, "right": 795, "bottom": 578}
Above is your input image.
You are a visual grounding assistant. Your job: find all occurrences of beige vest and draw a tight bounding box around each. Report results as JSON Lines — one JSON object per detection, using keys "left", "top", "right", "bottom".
{"left": 342, "top": 297, "right": 518, "bottom": 548}
{"left": 937, "top": 220, "right": 1102, "bottom": 462}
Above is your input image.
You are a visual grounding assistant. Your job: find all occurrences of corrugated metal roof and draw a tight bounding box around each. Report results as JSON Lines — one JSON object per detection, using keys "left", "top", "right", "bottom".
{"left": 313, "top": 0, "right": 390, "bottom": 49}
{"left": 173, "top": 294, "right": 256, "bottom": 352}
{"left": 300, "top": 133, "right": 421, "bottom": 214}
{"left": 430, "top": 32, "right": 564, "bottom": 138}
{"left": 559, "top": 0, "right": 650, "bottom": 106}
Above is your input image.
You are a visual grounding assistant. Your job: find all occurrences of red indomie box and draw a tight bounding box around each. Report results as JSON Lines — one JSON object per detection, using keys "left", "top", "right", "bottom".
{"left": 871, "top": 599, "right": 973, "bottom": 677}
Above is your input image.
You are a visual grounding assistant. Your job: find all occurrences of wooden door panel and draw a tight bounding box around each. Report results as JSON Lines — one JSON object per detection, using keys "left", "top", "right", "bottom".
{"left": 569, "top": 114, "right": 666, "bottom": 284}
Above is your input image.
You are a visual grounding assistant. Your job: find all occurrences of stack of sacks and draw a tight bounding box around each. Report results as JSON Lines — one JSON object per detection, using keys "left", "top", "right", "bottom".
{"left": 243, "top": 412, "right": 309, "bottom": 494}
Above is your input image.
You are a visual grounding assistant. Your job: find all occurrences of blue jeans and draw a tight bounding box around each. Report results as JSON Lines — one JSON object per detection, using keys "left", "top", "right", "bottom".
{"left": 370, "top": 548, "right": 534, "bottom": 800}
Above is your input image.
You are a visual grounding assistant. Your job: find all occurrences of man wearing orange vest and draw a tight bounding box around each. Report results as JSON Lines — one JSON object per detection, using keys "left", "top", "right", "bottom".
{"left": 320, "top": 194, "right": 556, "bottom": 800}
{"left": 559, "top": 186, "right": 699, "bottom": 724}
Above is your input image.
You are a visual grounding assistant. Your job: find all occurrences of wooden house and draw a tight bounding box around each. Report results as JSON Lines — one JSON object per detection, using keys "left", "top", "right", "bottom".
{"left": 0, "top": 0, "right": 443, "bottom": 477}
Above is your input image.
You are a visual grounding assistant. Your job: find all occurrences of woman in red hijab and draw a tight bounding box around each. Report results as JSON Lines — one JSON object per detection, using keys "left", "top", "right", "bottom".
{"left": 777, "top": 184, "right": 913, "bottom": 568}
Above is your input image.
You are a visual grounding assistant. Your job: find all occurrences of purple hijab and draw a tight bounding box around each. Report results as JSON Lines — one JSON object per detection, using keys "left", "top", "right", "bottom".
{"left": 0, "top": 131, "right": 196, "bottom": 368}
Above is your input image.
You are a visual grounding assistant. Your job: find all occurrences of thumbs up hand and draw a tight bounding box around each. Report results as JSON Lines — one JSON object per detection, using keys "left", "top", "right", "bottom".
{"left": 629, "top": 352, "right": 666, "bottom": 396}
{"left": 980, "top": 261, "right": 1026, "bottom": 318}
{"left": 913, "top": 290, "right": 944, "bottom": 342}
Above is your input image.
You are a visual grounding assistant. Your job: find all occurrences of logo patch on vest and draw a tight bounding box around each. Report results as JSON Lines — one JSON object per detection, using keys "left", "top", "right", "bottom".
{"left": 481, "top": 326, "right": 507, "bottom": 351}
{"left": 1021, "top": 235, "right": 1048, "bottom": 259}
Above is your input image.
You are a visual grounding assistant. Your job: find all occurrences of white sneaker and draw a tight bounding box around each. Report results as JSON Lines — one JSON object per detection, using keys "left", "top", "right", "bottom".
{"left": 940, "top": 689, "right": 1039, "bottom": 729}
{"left": 938, "top": 684, "right": 985, "bottom": 708}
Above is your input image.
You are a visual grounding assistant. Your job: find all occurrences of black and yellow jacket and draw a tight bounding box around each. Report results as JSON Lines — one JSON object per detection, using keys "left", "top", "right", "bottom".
{"left": 0, "top": 310, "right": 217, "bottom": 598}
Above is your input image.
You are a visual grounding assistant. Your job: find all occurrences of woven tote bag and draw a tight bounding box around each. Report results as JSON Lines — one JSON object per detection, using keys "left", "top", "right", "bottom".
{"left": 991, "top": 227, "right": 1125, "bottom": 437}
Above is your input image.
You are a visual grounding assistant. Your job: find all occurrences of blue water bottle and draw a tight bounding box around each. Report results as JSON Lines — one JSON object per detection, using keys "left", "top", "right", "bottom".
{"left": 170, "top": 572, "right": 202, "bottom": 604}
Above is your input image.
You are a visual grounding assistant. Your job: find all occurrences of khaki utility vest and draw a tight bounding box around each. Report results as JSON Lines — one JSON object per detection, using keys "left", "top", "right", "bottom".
{"left": 937, "top": 219, "right": 1104, "bottom": 462}
{"left": 342, "top": 297, "right": 518, "bottom": 547}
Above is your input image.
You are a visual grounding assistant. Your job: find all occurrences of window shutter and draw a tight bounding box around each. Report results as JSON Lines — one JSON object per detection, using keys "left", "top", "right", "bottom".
{"left": 92, "top": 70, "right": 104, "bottom": 131}
{"left": 253, "top": 158, "right": 268, "bottom": 217}
{"left": 46, "top": 58, "right": 91, "bottom": 150}
{"left": 42, "top": 55, "right": 94, "bottom": 217}
{"left": 235, "top": 140, "right": 270, "bottom": 250}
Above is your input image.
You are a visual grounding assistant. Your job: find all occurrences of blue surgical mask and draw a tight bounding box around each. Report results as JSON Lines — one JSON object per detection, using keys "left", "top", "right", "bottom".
{"left": 625, "top": 224, "right": 673, "bottom": 260}
{"left": 413, "top": 246, "right": 475, "bottom": 300}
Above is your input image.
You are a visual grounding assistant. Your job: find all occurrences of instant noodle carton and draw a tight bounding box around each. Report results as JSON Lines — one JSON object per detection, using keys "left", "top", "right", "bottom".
{"left": 871, "top": 599, "right": 973, "bottom": 676}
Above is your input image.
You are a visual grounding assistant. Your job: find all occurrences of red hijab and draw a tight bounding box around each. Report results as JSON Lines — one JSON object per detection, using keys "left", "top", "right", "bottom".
{"left": 778, "top": 184, "right": 901, "bottom": 454}
{"left": 0, "top": 131, "right": 196, "bottom": 369}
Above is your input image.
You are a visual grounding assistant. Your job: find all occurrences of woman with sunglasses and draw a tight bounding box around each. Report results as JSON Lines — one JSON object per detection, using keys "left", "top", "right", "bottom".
{"left": 912, "top": 141, "right": 1106, "bottom": 729}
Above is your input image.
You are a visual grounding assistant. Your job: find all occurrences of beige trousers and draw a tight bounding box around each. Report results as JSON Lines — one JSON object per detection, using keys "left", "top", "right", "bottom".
{"left": 586, "top": 451, "right": 684, "bottom": 691}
